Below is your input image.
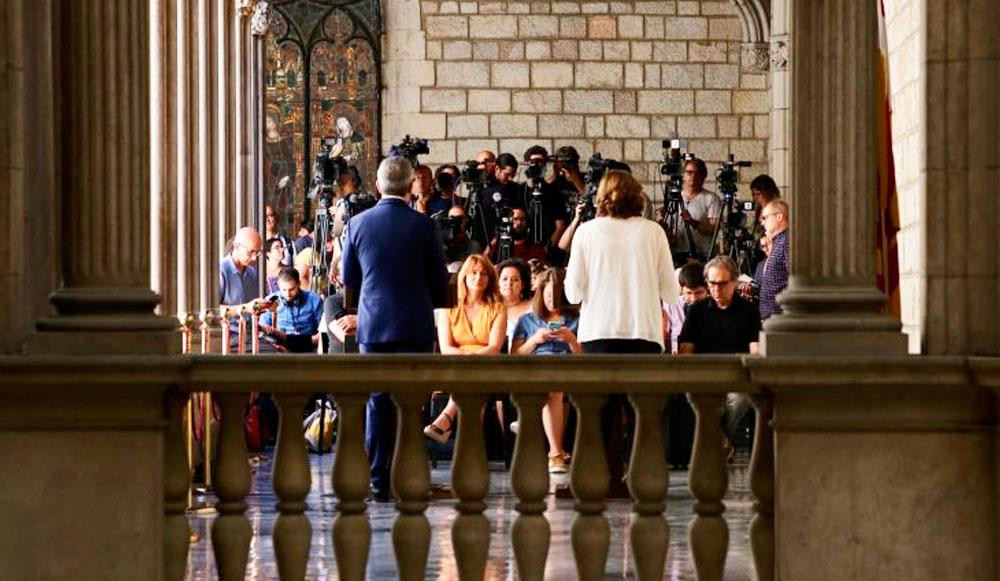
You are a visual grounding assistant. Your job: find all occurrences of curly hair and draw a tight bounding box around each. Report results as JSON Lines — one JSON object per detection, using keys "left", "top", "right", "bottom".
{"left": 496, "top": 258, "right": 533, "bottom": 301}
{"left": 596, "top": 170, "right": 645, "bottom": 219}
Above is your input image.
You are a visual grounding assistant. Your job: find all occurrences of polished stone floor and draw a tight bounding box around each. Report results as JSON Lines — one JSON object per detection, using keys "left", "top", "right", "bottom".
{"left": 187, "top": 451, "right": 754, "bottom": 580}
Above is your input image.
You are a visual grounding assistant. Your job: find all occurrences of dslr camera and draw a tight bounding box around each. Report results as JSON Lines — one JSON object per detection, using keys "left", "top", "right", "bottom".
{"left": 389, "top": 135, "right": 429, "bottom": 165}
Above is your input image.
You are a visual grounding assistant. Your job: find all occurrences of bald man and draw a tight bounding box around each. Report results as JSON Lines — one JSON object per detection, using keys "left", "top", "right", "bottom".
{"left": 219, "top": 226, "right": 264, "bottom": 312}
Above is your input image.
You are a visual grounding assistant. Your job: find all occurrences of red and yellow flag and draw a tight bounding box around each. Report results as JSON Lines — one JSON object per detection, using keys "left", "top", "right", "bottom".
{"left": 875, "top": 0, "right": 901, "bottom": 318}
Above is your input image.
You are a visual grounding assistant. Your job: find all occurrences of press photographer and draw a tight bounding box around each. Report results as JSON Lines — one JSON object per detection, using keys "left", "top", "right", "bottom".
{"left": 410, "top": 164, "right": 451, "bottom": 215}
{"left": 433, "top": 205, "right": 481, "bottom": 272}
{"left": 522, "top": 145, "right": 570, "bottom": 249}
{"left": 659, "top": 143, "right": 720, "bottom": 264}
{"left": 557, "top": 153, "right": 629, "bottom": 253}
{"left": 488, "top": 206, "right": 547, "bottom": 264}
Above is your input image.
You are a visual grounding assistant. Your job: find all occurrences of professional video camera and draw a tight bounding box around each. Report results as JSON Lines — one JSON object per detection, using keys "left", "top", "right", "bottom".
{"left": 567, "top": 153, "right": 611, "bottom": 224}
{"left": 457, "top": 159, "right": 491, "bottom": 246}
{"left": 430, "top": 210, "right": 464, "bottom": 249}
{"left": 309, "top": 137, "right": 349, "bottom": 207}
{"left": 707, "top": 154, "right": 755, "bottom": 273}
{"left": 659, "top": 137, "right": 695, "bottom": 217}
{"left": 388, "top": 135, "right": 429, "bottom": 165}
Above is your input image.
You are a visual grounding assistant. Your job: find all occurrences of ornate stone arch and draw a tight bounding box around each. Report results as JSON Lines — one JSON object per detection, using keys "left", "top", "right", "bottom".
{"left": 731, "top": 0, "right": 771, "bottom": 71}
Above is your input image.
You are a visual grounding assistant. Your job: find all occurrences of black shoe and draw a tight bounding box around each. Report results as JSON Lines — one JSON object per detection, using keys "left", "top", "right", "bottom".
{"left": 368, "top": 487, "right": 392, "bottom": 503}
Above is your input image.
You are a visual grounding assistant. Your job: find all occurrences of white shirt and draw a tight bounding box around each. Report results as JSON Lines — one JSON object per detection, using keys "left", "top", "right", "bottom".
{"left": 665, "top": 189, "right": 721, "bottom": 257}
{"left": 565, "top": 216, "right": 680, "bottom": 348}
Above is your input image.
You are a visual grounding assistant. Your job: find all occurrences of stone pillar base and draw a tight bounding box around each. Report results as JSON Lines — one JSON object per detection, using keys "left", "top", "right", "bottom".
{"left": 761, "top": 330, "right": 907, "bottom": 356}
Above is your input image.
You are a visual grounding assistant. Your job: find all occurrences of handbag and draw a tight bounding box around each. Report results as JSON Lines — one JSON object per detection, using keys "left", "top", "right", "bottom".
{"left": 303, "top": 399, "right": 336, "bottom": 453}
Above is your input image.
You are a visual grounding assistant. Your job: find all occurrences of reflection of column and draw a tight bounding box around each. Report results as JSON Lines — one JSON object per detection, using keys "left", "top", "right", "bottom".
{"left": 761, "top": 0, "right": 906, "bottom": 356}
{"left": 33, "top": 0, "right": 176, "bottom": 347}
{"left": 175, "top": 0, "right": 195, "bottom": 318}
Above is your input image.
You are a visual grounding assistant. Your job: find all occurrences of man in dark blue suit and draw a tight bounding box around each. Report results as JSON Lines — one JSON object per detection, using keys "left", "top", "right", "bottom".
{"left": 342, "top": 156, "right": 450, "bottom": 501}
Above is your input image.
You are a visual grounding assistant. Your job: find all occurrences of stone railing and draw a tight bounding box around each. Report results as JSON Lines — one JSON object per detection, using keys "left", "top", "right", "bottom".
{"left": 169, "top": 354, "right": 769, "bottom": 581}
{"left": 5, "top": 354, "right": 997, "bottom": 580}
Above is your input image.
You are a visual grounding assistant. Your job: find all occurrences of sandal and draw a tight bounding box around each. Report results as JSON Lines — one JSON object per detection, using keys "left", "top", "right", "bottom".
{"left": 423, "top": 412, "right": 454, "bottom": 444}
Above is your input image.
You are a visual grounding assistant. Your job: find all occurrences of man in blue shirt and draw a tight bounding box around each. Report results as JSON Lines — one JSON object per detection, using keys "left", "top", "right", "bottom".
{"left": 259, "top": 267, "right": 324, "bottom": 353}
{"left": 219, "top": 227, "right": 265, "bottom": 351}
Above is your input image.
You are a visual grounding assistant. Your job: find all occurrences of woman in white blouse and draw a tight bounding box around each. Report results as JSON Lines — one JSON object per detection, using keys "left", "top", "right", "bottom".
{"left": 564, "top": 169, "right": 679, "bottom": 496}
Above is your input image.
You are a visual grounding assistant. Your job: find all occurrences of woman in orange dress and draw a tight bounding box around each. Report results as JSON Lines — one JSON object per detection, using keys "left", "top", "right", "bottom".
{"left": 424, "top": 254, "right": 507, "bottom": 442}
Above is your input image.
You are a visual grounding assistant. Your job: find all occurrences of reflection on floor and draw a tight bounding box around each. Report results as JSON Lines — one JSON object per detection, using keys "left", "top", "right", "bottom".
{"left": 187, "top": 451, "right": 754, "bottom": 580}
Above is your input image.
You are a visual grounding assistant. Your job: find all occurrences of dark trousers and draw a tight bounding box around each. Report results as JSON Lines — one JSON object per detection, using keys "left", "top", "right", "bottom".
{"left": 359, "top": 341, "right": 434, "bottom": 494}
{"left": 582, "top": 339, "right": 663, "bottom": 490}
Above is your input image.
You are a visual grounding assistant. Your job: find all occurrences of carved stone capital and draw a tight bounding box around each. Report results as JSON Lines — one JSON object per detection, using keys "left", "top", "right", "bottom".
{"left": 236, "top": 0, "right": 256, "bottom": 18}
{"left": 741, "top": 42, "right": 770, "bottom": 73}
{"left": 770, "top": 40, "right": 788, "bottom": 71}
{"left": 250, "top": 0, "right": 271, "bottom": 36}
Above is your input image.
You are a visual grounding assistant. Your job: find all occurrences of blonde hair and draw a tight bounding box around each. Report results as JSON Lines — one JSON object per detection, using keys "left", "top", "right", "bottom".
{"left": 456, "top": 254, "right": 503, "bottom": 307}
{"left": 596, "top": 170, "right": 645, "bottom": 218}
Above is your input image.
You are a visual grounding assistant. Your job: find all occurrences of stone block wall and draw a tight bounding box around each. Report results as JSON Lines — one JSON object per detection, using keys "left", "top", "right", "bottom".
{"left": 383, "top": 0, "right": 770, "bottom": 200}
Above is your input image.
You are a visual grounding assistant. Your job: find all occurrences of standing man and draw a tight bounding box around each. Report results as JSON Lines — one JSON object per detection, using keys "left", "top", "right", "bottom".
{"left": 757, "top": 199, "right": 789, "bottom": 321}
{"left": 664, "top": 158, "right": 721, "bottom": 263}
{"left": 342, "top": 156, "right": 450, "bottom": 502}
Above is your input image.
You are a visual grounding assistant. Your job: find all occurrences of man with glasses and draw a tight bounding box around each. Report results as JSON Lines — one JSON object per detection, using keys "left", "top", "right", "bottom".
{"left": 678, "top": 256, "right": 762, "bottom": 459}
{"left": 678, "top": 256, "right": 761, "bottom": 356}
{"left": 220, "top": 226, "right": 264, "bottom": 315}
{"left": 757, "top": 200, "right": 789, "bottom": 321}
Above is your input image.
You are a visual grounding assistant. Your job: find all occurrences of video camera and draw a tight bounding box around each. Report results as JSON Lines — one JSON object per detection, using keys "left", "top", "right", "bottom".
{"left": 389, "top": 135, "right": 429, "bottom": 165}
{"left": 458, "top": 159, "right": 487, "bottom": 186}
{"left": 492, "top": 190, "right": 515, "bottom": 262}
{"left": 309, "top": 137, "right": 349, "bottom": 206}
{"left": 659, "top": 137, "right": 695, "bottom": 216}
{"left": 430, "top": 210, "right": 464, "bottom": 246}
{"left": 707, "top": 154, "right": 756, "bottom": 274}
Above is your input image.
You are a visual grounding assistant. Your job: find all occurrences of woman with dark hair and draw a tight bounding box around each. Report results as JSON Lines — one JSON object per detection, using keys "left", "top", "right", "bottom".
{"left": 497, "top": 258, "right": 533, "bottom": 350}
{"left": 424, "top": 254, "right": 507, "bottom": 443}
{"left": 264, "top": 237, "right": 285, "bottom": 294}
{"left": 512, "top": 268, "right": 581, "bottom": 473}
{"left": 565, "top": 170, "right": 679, "bottom": 495}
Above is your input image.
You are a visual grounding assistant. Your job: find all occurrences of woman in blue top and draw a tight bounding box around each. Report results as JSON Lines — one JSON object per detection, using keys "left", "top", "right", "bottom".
{"left": 511, "top": 267, "right": 581, "bottom": 473}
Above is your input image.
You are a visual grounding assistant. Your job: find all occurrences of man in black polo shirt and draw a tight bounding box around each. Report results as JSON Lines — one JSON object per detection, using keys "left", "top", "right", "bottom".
{"left": 678, "top": 256, "right": 761, "bottom": 452}
{"left": 678, "top": 255, "right": 761, "bottom": 355}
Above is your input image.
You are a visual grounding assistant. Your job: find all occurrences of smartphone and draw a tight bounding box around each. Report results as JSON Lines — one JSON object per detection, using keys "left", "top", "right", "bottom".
{"left": 547, "top": 321, "right": 563, "bottom": 330}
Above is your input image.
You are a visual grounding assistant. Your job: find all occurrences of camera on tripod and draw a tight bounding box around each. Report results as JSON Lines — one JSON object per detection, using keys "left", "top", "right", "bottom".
{"left": 659, "top": 138, "right": 695, "bottom": 216}
{"left": 309, "top": 137, "right": 349, "bottom": 206}
{"left": 389, "top": 135, "right": 429, "bottom": 165}
{"left": 458, "top": 159, "right": 487, "bottom": 186}
{"left": 707, "top": 155, "right": 756, "bottom": 274}
{"left": 492, "top": 191, "right": 515, "bottom": 262}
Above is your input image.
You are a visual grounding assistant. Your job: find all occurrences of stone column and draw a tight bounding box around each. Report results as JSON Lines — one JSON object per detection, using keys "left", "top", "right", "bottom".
{"left": 151, "top": 0, "right": 178, "bottom": 317}
{"left": 31, "top": 0, "right": 177, "bottom": 353}
{"left": 761, "top": 0, "right": 907, "bottom": 356}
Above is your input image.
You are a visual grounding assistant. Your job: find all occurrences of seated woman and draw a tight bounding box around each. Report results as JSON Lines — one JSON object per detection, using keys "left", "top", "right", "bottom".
{"left": 424, "top": 254, "right": 507, "bottom": 443}
{"left": 511, "top": 267, "right": 582, "bottom": 473}
{"left": 497, "top": 258, "right": 533, "bottom": 351}
{"left": 264, "top": 237, "right": 284, "bottom": 294}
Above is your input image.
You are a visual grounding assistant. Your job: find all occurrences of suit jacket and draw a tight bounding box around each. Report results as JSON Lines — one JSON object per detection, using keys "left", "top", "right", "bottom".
{"left": 342, "top": 197, "right": 450, "bottom": 345}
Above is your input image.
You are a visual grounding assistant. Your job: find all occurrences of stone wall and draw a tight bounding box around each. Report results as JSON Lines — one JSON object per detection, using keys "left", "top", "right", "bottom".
{"left": 884, "top": 0, "right": 926, "bottom": 353}
{"left": 382, "top": 0, "right": 770, "bottom": 199}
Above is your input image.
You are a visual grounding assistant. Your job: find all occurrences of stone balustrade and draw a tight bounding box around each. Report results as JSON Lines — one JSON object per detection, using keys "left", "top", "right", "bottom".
{"left": 185, "top": 354, "right": 760, "bottom": 581}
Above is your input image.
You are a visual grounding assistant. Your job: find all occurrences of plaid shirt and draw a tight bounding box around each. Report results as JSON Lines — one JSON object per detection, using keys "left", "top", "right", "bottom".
{"left": 758, "top": 230, "right": 788, "bottom": 321}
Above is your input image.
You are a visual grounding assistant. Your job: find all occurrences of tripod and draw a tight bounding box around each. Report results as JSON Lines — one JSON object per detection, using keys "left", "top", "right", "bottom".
{"left": 309, "top": 197, "right": 332, "bottom": 296}
{"left": 527, "top": 181, "right": 545, "bottom": 245}
{"left": 464, "top": 185, "right": 491, "bottom": 248}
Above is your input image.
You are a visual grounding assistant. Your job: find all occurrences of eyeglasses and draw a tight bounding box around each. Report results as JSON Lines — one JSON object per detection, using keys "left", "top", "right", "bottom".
{"left": 706, "top": 279, "right": 733, "bottom": 287}
{"left": 760, "top": 212, "right": 782, "bottom": 221}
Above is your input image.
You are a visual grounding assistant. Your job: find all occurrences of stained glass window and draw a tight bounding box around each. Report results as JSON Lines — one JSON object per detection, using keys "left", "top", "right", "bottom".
{"left": 264, "top": 0, "right": 381, "bottom": 233}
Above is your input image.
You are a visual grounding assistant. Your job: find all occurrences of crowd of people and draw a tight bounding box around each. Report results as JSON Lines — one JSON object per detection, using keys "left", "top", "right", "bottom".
{"left": 215, "top": 142, "right": 790, "bottom": 500}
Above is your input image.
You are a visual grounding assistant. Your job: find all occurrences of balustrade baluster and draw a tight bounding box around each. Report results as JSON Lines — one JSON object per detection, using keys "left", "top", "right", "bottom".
{"left": 451, "top": 393, "right": 490, "bottom": 580}
{"left": 569, "top": 394, "right": 610, "bottom": 581}
{"left": 164, "top": 392, "right": 190, "bottom": 581}
{"left": 749, "top": 394, "right": 774, "bottom": 581}
{"left": 627, "top": 394, "right": 670, "bottom": 581}
{"left": 510, "top": 393, "right": 550, "bottom": 581}
{"left": 687, "top": 393, "right": 729, "bottom": 581}
{"left": 211, "top": 392, "right": 253, "bottom": 580}
{"left": 332, "top": 394, "right": 371, "bottom": 581}
{"left": 391, "top": 392, "right": 432, "bottom": 581}
{"left": 273, "top": 393, "right": 312, "bottom": 580}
